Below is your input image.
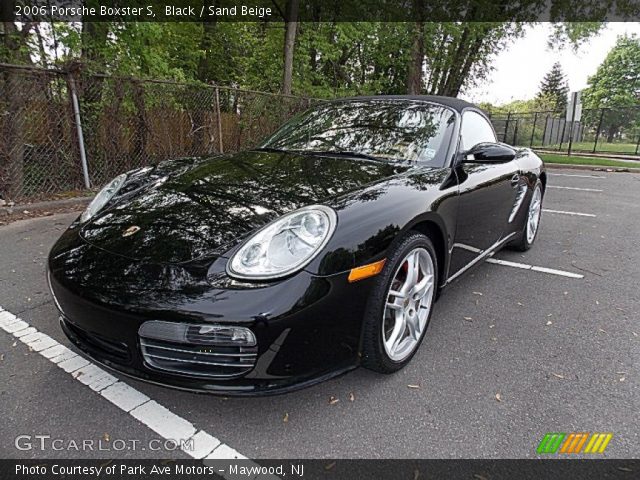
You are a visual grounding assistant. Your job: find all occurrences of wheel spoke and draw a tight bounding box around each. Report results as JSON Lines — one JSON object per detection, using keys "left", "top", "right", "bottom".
{"left": 386, "top": 310, "right": 406, "bottom": 354}
{"left": 406, "top": 314, "right": 421, "bottom": 340}
{"left": 386, "top": 301, "right": 403, "bottom": 311}
{"left": 403, "top": 251, "right": 419, "bottom": 289}
{"left": 412, "top": 274, "right": 433, "bottom": 299}
{"left": 388, "top": 289, "right": 405, "bottom": 299}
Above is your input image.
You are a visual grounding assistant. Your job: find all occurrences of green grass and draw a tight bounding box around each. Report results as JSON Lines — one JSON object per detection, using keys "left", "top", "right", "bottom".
{"left": 539, "top": 153, "right": 639, "bottom": 168}
{"left": 542, "top": 141, "right": 638, "bottom": 154}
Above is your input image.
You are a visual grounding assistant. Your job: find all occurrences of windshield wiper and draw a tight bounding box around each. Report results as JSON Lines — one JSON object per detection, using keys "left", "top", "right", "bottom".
{"left": 291, "top": 149, "right": 387, "bottom": 162}
{"left": 252, "top": 147, "right": 290, "bottom": 154}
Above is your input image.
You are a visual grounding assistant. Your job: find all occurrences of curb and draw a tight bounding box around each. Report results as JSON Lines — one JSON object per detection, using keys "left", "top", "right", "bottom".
{"left": 0, "top": 196, "right": 92, "bottom": 217}
{"left": 544, "top": 163, "right": 640, "bottom": 173}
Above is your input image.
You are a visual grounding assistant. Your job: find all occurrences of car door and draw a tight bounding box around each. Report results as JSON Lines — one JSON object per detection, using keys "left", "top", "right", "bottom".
{"left": 448, "top": 110, "right": 521, "bottom": 277}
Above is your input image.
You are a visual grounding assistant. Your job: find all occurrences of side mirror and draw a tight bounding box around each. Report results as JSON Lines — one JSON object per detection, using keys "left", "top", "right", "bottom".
{"left": 463, "top": 143, "right": 516, "bottom": 163}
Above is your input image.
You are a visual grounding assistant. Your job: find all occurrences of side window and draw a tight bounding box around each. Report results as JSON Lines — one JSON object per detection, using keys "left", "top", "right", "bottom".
{"left": 460, "top": 111, "right": 496, "bottom": 150}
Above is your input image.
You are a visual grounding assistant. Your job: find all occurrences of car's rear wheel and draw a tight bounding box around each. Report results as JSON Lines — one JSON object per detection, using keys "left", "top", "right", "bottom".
{"left": 361, "top": 232, "right": 438, "bottom": 373}
{"left": 509, "top": 180, "right": 543, "bottom": 251}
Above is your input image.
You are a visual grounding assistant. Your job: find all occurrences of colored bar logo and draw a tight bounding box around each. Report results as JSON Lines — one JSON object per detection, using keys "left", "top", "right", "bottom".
{"left": 537, "top": 433, "right": 612, "bottom": 454}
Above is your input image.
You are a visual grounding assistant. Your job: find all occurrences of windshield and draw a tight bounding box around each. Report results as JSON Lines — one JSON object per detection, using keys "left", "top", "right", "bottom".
{"left": 260, "top": 100, "right": 456, "bottom": 166}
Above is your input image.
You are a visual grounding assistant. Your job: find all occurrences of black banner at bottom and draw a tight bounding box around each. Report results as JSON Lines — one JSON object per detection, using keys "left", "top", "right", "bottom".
{"left": 3, "top": 459, "right": 639, "bottom": 480}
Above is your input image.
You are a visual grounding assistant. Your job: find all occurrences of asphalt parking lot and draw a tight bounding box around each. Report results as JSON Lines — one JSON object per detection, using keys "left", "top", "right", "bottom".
{"left": 1, "top": 168, "right": 638, "bottom": 460}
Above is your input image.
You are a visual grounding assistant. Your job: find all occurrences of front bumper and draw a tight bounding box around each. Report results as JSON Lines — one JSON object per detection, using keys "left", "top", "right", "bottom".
{"left": 48, "top": 227, "right": 373, "bottom": 395}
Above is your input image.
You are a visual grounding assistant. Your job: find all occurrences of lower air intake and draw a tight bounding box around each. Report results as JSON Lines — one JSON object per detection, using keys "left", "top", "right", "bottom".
{"left": 138, "top": 321, "right": 257, "bottom": 378}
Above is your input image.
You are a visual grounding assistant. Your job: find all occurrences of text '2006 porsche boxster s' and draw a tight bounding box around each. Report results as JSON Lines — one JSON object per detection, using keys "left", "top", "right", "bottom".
{"left": 48, "top": 96, "right": 545, "bottom": 395}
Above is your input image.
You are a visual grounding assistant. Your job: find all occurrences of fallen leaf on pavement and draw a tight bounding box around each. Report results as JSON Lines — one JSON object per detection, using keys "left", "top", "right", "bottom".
{"left": 546, "top": 321, "right": 553, "bottom": 326}
{"left": 103, "top": 433, "right": 110, "bottom": 442}
{"left": 328, "top": 396, "right": 339, "bottom": 405}
{"left": 283, "top": 412, "right": 289, "bottom": 423}
{"left": 473, "top": 291, "right": 483, "bottom": 296}
{"left": 495, "top": 393, "right": 502, "bottom": 402}
{"left": 464, "top": 317, "right": 473, "bottom": 322}
{"left": 349, "top": 392, "right": 355, "bottom": 402}
{"left": 407, "top": 384, "right": 420, "bottom": 389}
{"left": 12, "top": 341, "right": 17, "bottom": 347}
{"left": 551, "top": 373, "right": 564, "bottom": 379}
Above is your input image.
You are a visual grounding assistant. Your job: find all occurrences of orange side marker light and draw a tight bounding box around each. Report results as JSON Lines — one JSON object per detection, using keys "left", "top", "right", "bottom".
{"left": 348, "top": 259, "right": 386, "bottom": 283}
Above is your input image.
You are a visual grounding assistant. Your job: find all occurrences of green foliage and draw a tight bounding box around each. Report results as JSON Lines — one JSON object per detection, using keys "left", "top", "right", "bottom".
{"left": 582, "top": 35, "right": 640, "bottom": 141}
{"left": 548, "top": 22, "right": 605, "bottom": 50}
{"left": 1, "top": 19, "right": 608, "bottom": 99}
{"left": 582, "top": 34, "right": 640, "bottom": 109}
{"left": 537, "top": 62, "right": 569, "bottom": 112}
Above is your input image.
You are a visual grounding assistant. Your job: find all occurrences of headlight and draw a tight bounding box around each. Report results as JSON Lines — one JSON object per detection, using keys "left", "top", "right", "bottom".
{"left": 80, "top": 173, "right": 127, "bottom": 223}
{"left": 227, "top": 205, "right": 337, "bottom": 280}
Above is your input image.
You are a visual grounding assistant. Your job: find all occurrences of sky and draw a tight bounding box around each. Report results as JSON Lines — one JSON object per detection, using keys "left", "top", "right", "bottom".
{"left": 461, "top": 23, "right": 640, "bottom": 106}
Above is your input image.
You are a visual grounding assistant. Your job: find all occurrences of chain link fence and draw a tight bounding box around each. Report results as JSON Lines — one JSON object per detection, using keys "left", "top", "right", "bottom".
{"left": 489, "top": 107, "right": 640, "bottom": 156}
{"left": 0, "top": 64, "right": 315, "bottom": 203}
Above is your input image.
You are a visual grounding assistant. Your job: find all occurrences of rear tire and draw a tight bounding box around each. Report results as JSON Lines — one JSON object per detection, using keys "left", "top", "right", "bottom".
{"left": 361, "top": 232, "right": 438, "bottom": 373}
{"left": 509, "top": 180, "right": 543, "bottom": 252}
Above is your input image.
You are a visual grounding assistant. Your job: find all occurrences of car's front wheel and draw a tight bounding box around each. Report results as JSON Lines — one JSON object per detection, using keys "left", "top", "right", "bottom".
{"left": 361, "top": 232, "right": 438, "bottom": 373}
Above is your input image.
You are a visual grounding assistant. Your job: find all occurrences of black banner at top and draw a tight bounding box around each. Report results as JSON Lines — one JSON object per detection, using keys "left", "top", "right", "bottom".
{"left": 4, "top": 0, "right": 640, "bottom": 22}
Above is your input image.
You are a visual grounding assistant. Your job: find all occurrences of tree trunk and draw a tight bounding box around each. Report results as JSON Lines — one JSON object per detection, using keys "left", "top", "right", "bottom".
{"left": 282, "top": 0, "right": 299, "bottom": 95}
{"left": 406, "top": 21, "right": 425, "bottom": 95}
{"left": 132, "top": 81, "right": 148, "bottom": 168}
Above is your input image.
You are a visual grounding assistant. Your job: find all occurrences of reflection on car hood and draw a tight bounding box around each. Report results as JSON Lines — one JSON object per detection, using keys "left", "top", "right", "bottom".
{"left": 80, "top": 150, "right": 408, "bottom": 264}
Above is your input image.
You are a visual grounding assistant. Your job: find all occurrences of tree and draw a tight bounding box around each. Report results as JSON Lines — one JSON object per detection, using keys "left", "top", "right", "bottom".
{"left": 537, "top": 62, "right": 569, "bottom": 112}
{"left": 282, "top": 0, "right": 299, "bottom": 95}
{"left": 406, "top": 0, "right": 425, "bottom": 95}
{"left": 582, "top": 35, "right": 640, "bottom": 142}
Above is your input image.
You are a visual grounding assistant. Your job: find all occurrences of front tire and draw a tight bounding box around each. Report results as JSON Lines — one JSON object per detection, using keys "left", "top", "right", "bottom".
{"left": 509, "top": 180, "right": 543, "bottom": 252}
{"left": 361, "top": 232, "right": 438, "bottom": 373}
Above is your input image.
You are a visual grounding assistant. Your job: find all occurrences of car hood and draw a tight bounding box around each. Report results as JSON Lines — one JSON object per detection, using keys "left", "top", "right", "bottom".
{"left": 80, "top": 150, "right": 408, "bottom": 264}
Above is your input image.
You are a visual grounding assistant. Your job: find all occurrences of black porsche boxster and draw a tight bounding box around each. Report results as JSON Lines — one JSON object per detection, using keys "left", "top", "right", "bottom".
{"left": 48, "top": 96, "right": 545, "bottom": 395}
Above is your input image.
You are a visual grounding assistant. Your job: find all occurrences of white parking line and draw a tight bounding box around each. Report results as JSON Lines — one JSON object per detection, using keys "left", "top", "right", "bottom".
{"left": 549, "top": 173, "right": 606, "bottom": 179}
{"left": 542, "top": 209, "right": 596, "bottom": 217}
{"left": 485, "top": 258, "right": 583, "bottom": 278}
{"left": 0, "top": 306, "right": 254, "bottom": 468}
{"left": 547, "top": 186, "right": 603, "bottom": 192}
{"left": 454, "top": 243, "right": 584, "bottom": 278}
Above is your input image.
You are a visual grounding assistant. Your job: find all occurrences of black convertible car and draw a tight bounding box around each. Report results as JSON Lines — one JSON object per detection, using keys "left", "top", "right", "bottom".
{"left": 48, "top": 96, "right": 545, "bottom": 395}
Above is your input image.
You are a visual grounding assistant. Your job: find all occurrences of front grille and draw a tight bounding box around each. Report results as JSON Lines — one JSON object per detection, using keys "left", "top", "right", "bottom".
{"left": 139, "top": 336, "right": 258, "bottom": 378}
{"left": 62, "top": 318, "right": 131, "bottom": 363}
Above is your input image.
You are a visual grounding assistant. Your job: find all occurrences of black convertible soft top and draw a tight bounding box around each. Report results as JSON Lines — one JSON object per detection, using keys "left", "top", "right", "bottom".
{"left": 331, "top": 95, "right": 478, "bottom": 114}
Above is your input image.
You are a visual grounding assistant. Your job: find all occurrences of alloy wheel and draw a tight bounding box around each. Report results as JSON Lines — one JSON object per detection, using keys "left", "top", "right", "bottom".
{"left": 382, "top": 247, "right": 434, "bottom": 362}
{"left": 526, "top": 185, "right": 542, "bottom": 244}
